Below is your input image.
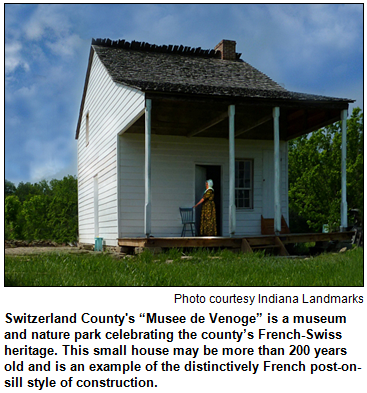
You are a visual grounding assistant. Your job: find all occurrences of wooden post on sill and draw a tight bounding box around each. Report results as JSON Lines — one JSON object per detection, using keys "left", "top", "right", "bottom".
{"left": 340, "top": 109, "right": 348, "bottom": 231}
{"left": 144, "top": 99, "right": 152, "bottom": 237}
{"left": 273, "top": 107, "right": 281, "bottom": 234}
{"left": 229, "top": 104, "right": 236, "bottom": 236}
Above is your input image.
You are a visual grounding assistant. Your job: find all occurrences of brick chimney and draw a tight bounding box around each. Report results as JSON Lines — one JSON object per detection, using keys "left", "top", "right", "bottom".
{"left": 214, "top": 39, "right": 237, "bottom": 60}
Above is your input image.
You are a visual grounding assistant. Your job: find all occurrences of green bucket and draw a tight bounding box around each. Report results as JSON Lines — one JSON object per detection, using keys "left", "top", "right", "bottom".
{"left": 95, "top": 237, "right": 103, "bottom": 251}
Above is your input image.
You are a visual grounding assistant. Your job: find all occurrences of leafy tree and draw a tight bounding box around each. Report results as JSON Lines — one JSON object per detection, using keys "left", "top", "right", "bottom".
{"left": 15, "top": 181, "right": 40, "bottom": 203}
{"left": 5, "top": 195, "right": 24, "bottom": 239}
{"left": 5, "top": 175, "right": 78, "bottom": 242}
{"left": 48, "top": 175, "right": 78, "bottom": 242}
{"left": 289, "top": 107, "right": 363, "bottom": 232}
{"left": 22, "top": 194, "right": 51, "bottom": 240}
{"left": 5, "top": 180, "right": 16, "bottom": 197}
{"left": 34, "top": 179, "right": 52, "bottom": 196}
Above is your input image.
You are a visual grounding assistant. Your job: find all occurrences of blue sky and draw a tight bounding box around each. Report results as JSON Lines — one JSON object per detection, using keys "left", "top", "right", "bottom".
{"left": 5, "top": 3, "right": 363, "bottom": 185}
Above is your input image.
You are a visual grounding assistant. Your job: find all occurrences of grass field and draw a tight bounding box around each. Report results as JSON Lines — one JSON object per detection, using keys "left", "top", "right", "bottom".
{"left": 4, "top": 247, "right": 363, "bottom": 287}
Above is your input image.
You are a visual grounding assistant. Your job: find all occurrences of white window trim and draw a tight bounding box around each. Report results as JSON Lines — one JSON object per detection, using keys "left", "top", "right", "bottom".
{"left": 85, "top": 111, "right": 90, "bottom": 146}
{"left": 235, "top": 158, "right": 254, "bottom": 210}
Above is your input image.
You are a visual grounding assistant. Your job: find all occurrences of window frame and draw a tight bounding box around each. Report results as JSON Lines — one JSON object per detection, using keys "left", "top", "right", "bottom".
{"left": 85, "top": 111, "right": 90, "bottom": 146}
{"left": 235, "top": 158, "right": 254, "bottom": 210}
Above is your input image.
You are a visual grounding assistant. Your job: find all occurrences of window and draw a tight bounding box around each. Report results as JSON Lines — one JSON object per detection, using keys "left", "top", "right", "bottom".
{"left": 85, "top": 112, "right": 90, "bottom": 146}
{"left": 235, "top": 159, "right": 253, "bottom": 209}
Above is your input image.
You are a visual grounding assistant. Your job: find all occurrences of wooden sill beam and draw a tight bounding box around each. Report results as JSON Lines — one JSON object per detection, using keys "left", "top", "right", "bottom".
{"left": 117, "top": 231, "right": 354, "bottom": 250}
{"left": 187, "top": 111, "right": 228, "bottom": 137}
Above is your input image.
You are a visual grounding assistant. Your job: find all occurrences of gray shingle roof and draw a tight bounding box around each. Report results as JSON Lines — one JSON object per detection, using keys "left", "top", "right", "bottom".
{"left": 92, "top": 39, "right": 352, "bottom": 103}
{"left": 76, "top": 39, "right": 354, "bottom": 140}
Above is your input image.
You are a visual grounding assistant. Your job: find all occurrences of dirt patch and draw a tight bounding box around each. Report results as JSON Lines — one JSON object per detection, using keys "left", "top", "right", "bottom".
{"left": 5, "top": 239, "right": 69, "bottom": 248}
{"left": 5, "top": 240, "right": 95, "bottom": 256}
{"left": 4, "top": 240, "right": 125, "bottom": 257}
{"left": 5, "top": 246, "right": 86, "bottom": 256}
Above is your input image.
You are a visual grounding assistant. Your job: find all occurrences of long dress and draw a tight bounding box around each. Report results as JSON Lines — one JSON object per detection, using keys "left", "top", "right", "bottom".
{"left": 200, "top": 189, "right": 217, "bottom": 236}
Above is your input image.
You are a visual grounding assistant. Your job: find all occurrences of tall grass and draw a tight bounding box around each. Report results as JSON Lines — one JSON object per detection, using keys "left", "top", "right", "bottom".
{"left": 5, "top": 247, "right": 363, "bottom": 287}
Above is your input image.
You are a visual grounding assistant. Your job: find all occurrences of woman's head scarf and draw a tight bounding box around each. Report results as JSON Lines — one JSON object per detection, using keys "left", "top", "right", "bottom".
{"left": 204, "top": 179, "right": 214, "bottom": 194}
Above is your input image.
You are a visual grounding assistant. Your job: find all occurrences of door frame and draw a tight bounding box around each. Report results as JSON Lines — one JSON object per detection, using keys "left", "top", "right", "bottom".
{"left": 194, "top": 163, "right": 222, "bottom": 236}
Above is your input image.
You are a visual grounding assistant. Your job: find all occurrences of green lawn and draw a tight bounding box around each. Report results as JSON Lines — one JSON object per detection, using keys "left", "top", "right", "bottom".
{"left": 4, "top": 247, "right": 363, "bottom": 287}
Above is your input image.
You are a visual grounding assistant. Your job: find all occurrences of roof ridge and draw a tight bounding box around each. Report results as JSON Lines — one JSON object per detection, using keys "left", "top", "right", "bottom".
{"left": 91, "top": 38, "right": 242, "bottom": 60}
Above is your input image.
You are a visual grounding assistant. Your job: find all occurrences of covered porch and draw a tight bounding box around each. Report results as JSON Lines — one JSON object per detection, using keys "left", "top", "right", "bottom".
{"left": 117, "top": 92, "right": 350, "bottom": 240}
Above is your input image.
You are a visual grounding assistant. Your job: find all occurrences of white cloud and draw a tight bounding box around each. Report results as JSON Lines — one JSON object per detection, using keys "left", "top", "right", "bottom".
{"left": 46, "top": 33, "right": 84, "bottom": 57}
{"left": 5, "top": 41, "right": 30, "bottom": 74}
{"left": 25, "top": 137, "right": 72, "bottom": 182}
{"left": 15, "top": 85, "right": 37, "bottom": 98}
{"left": 269, "top": 4, "right": 361, "bottom": 55}
{"left": 230, "top": 3, "right": 362, "bottom": 93}
{"left": 23, "top": 4, "right": 71, "bottom": 40}
{"left": 126, "top": 5, "right": 187, "bottom": 45}
{"left": 5, "top": 81, "right": 38, "bottom": 105}
{"left": 6, "top": 4, "right": 84, "bottom": 72}
{"left": 306, "top": 5, "right": 360, "bottom": 51}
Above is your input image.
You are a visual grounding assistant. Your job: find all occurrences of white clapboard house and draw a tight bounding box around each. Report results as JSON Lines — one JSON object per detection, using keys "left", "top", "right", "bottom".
{"left": 75, "top": 39, "right": 352, "bottom": 248}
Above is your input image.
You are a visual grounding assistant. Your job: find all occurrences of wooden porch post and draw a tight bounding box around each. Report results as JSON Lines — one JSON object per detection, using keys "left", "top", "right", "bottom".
{"left": 116, "top": 135, "right": 121, "bottom": 239}
{"left": 229, "top": 105, "right": 236, "bottom": 236}
{"left": 145, "top": 99, "right": 152, "bottom": 236}
{"left": 273, "top": 107, "right": 281, "bottom": 234}
{"left": 340, "top": 109, "right": 348, "bottom": 231}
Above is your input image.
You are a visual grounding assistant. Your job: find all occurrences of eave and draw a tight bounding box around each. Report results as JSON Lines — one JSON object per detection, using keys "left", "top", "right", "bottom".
{"left": 75, "top": 47, "right": 94, "bottom": 140}
{"left": 123, "top": 91, "right": 352, "bottom": 141}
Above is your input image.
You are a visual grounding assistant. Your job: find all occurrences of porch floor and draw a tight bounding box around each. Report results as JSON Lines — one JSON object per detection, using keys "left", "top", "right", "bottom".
{"left": 118, "top": 231, "right": 354, "bottom": 255}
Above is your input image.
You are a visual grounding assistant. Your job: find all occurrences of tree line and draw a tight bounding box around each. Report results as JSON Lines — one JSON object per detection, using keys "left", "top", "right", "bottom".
{"left": 5, "top": 175, "right": 78, "bottom": 243}
{"left": 4, "top": 108, "right": 363, "bottom": 241}
{"left": 288, "top": 107, "right": 363, "bottom": 232}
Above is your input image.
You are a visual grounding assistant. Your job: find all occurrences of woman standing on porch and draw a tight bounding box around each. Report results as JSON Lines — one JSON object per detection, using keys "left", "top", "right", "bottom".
{"left": 193, "top": 179, "right": 217, "bottom": 236}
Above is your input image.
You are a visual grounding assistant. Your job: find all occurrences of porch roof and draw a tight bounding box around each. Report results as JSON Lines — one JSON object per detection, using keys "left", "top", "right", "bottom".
{"left": 76, "top": 39, "right": 354, "bottom": 141}
{"left": 93, "top": 39, "right": 352, "bottom": 104}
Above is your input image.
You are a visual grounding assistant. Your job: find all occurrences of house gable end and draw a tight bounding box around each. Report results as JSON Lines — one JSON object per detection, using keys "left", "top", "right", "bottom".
{"left": 76, "top": 46, "right": 145, "bottom": 246}
{"left": 75, "top": 46, "right": 145, "bottom": 140}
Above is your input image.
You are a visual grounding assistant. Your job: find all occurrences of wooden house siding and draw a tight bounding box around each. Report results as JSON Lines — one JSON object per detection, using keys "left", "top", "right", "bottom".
{"left": 118, "top": 134, "right": 288, "bottom": 237}
{"left": 77, "top": 50, "right": 145, "bottom": 246}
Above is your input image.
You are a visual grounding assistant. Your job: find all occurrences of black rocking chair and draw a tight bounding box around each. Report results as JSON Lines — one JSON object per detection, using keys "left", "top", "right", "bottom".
{"left": 179, "top": 208, "right": 196, "bottom": 237}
